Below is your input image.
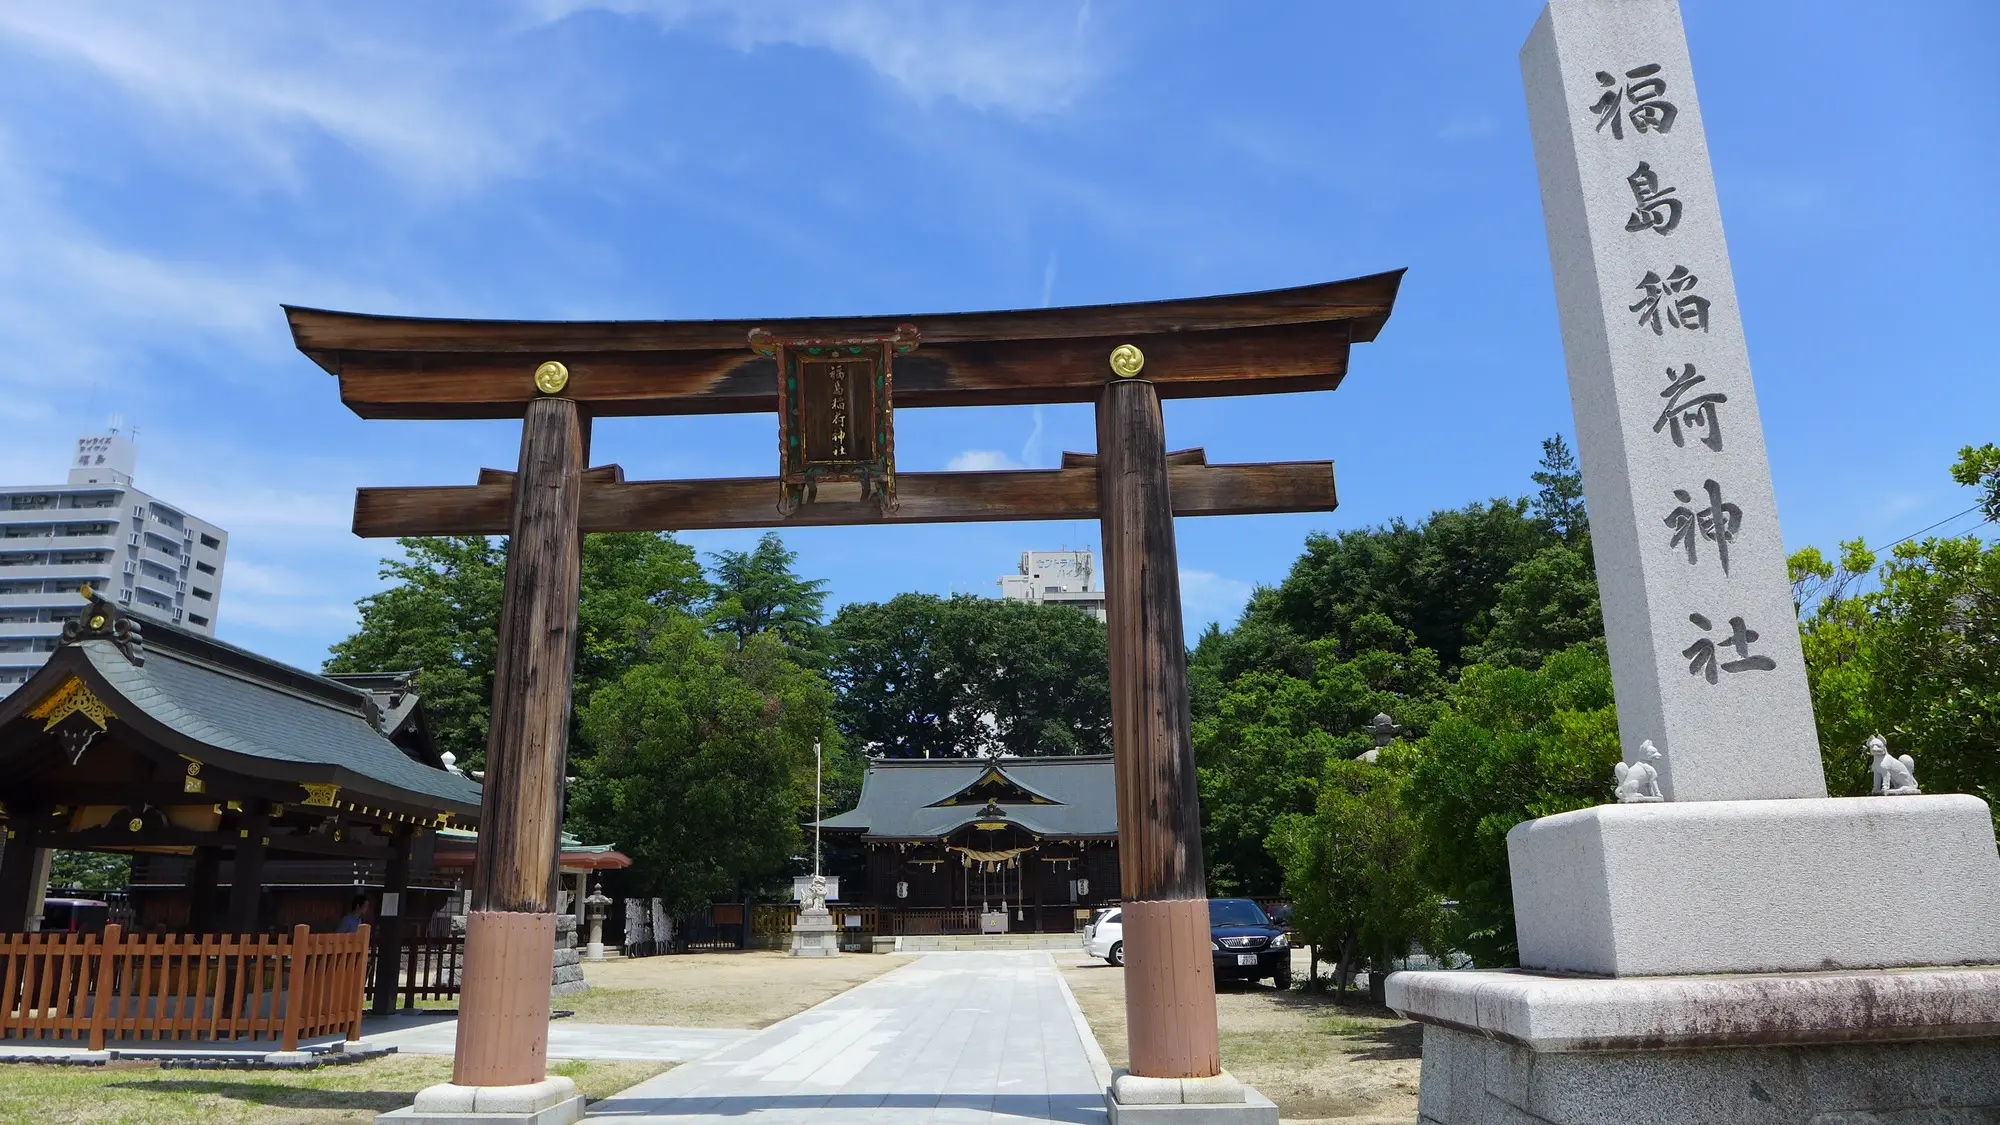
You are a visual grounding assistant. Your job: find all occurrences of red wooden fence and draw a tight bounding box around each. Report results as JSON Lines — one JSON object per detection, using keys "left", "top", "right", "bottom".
{"left": 0, "top": 923, "right": 370, "bottom": 1052}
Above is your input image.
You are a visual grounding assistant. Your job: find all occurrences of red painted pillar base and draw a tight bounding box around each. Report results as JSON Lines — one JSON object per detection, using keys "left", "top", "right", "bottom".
{"left": 1122, "top": 899, "right": 1222, "bottom": 1078}
{"left": 453, "top": 910, "right": 556, "bottom": 1087}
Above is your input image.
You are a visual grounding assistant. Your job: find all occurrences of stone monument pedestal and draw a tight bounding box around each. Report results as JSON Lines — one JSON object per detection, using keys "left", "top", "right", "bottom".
{"left": 1387, "top": 968, "right": 2000, "bottom": 1124}
{"left": 1509, "top": 795, "right": 2000, "bottom": 976}
{"left": 1391, "top": 794, "right": 2000, "bottom": 1124}
{"left": 789, "top": 905, "right": 841, "bottom": 958}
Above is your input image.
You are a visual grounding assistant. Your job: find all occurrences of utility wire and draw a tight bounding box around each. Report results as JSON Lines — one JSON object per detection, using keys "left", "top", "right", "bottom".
{"left": 1877, "top": 505, "right": 1984, "bottom": 553}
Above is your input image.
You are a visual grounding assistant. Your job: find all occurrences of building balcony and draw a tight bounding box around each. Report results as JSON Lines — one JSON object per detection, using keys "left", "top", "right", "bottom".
{"left": 0, "top": 650, "right": 51, "bottom": 668}
{"left": 134, "top": 571, "right": 179, "bottom": 599}
{"left": 0, "top": 563, "right": 112, "bottom": 582}
{"left": 0, "top": 533, "right": 121, "bottom": 554}
{"left": 0, "top": 621, "right": 61, "bottom": 639}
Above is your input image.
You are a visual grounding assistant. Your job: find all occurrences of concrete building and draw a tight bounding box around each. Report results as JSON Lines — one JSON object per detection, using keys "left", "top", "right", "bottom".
{"left": 0, "top": 432, "right": 227, "bottom": 697}
{"left": 996, "top": 550, "right": 1105, "bottom": 622}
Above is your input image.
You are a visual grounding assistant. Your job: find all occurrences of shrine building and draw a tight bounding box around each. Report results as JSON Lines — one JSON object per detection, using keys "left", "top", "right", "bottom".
{"left": 817, "top": 754, "right": 1119, "bottom": 933}
{"left": 0, "top": 593, "right": 481, "bottom": 947}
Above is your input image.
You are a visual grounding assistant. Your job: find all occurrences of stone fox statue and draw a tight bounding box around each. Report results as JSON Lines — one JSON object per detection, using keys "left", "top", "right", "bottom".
{"left": 1614, "top": 740, "right": 1666, "bottom": 803}
{"left": 1866, "top": 734, "right": 1920, "bottom": 795}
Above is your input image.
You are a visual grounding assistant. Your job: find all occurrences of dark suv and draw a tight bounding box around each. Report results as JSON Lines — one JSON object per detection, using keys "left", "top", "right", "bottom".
{"left": 1209, "top": 898, "right": 1291, "bottom": 989}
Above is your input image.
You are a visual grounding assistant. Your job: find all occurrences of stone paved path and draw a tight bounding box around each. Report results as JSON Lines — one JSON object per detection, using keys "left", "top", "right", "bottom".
{"left": 585, "top": 951, "right": 1112, "bottom": 1124}
{"left": 360, "top": 1016, "right": 751, "bottom": 1063}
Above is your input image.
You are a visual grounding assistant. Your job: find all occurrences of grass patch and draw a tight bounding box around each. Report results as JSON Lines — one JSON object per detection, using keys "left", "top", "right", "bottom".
{"left": 0, "top": 1055, "right": 669, "bottom": 1125}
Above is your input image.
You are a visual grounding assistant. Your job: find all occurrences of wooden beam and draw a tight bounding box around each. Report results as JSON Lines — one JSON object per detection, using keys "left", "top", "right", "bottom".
{"left": 285, "top": 271, "right": 1404, "bottom": 420}
{"left": 1061, "top": 448, "right": 1207, "bottom": 469}
{"left": 477, "top": 465, "right": 625, "bottom": 486}
{"left": 352, "top": 461, "right": 1338, "bottom": 538}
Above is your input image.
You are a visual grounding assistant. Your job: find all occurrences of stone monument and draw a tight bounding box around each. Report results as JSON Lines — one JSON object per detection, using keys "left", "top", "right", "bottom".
{"left": 1386, "top": 3, "right": 2000, "bottom": 1121}
{"left": 789, "top": 872, "right": 840, "bottom": 959}
{"left": 582, "top": 884, "right": 612, "bottom": 962}
{"left": 790, "top": 738, "right": 842, "bottom": 957}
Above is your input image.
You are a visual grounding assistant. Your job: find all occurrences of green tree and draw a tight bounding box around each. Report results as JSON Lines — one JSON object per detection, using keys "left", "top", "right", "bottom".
{"left": 1530, "top": 434, "right": 1589, "bottom": 546}
{"left": 325, "top": 532, "right": 706, "bottom": 771}
{"left": 1953, "top": 443, "right": 2000, "bottom": 525}
{"left": 1798, "top": 534, "right": 1999, "bottom": 809}
{"left": 1194, "top": 615, "right": 1445, "bottom": 896}
{"left": 707, "top": 532, "right": 829, "bottom": 653}
{"left": 1461, "top": 543, "right": 1603, "bottom": 670}
{"left": 1399, "top": 645, "right": 1621, "bottom": 966}
{"left": 326, "top": 537, "right": 504, "bottom": 770}
{"left": 1268, "top": 755, "right": 1441, "bottom": 1001}
{"left": 1255, "top": 498, "right": 1555, "bottom": 673}
{"left": 50, "top": 850, "right": 129, "bottom": 892}
{"left": 828, "top": 594, "right": 1109, "bottom": 759}
{"left": 569, "top": 620, "right": 836, "bottom": 917}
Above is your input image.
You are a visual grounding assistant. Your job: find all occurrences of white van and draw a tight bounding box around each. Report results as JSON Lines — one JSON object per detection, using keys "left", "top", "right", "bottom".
{"left": 1083, "top": 906, "right": 1124, "bottom": 965}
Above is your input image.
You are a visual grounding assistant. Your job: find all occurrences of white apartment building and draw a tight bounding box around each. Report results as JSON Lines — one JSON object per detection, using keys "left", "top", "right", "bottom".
{"left": 0, "top": 432, "right": 228, "bottom": 697}
{"left": 996, "top": 549, "right": 1106, "bottom": 622}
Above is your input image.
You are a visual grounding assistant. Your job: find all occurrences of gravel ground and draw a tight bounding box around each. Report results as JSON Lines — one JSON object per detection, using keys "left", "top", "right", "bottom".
{"left": 566, "top": 949, "right": 918, "bottom": 1027}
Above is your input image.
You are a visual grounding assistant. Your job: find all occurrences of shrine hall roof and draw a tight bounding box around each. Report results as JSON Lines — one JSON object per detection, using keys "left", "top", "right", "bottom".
{"left": 816, "top": 754, "right": 1117, "bottom": 842}
{"left": 0, "top": 598, "right": 482, "bottom": 819}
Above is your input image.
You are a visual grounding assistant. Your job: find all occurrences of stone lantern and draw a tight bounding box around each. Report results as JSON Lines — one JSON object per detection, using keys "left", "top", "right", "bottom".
{"left": 583, "top": 883, "right": 613, "bottom": 962}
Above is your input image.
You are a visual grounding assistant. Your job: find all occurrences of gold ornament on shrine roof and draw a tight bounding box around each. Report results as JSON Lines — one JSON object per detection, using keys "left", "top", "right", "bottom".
{"left": 27, "top": 676, "right": 114, "bottom": 733}
{"left": 751, "top": 324, "right": 920, "bottom": 515}
{"left": 1109, "top": 343, "right": 1145, "bottom": 378}
{"left": 533, "top": 360, "right": 570, "bottom": 395}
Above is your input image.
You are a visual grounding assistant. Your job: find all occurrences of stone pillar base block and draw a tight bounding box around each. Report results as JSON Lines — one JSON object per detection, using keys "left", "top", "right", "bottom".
{"left": 1509, "top": 795, "right": 2000, "bottom": 976}
{"left": 1389, "top": 967, "right": 2000, "bottom": 1124}
{"left": 790, "top": 907, "right": 842, "bottom": 958}
{"left": 1106, "top": 1070, "right": 1277, "bottom": 1124}
{"left": 380, "top": 1078, "right": 582, "bottom": 1125}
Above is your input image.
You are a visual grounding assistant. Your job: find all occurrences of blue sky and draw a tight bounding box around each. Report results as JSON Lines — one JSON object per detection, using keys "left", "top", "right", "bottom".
{"left": 1, "top": 1, "right": 1993, "bottom": 672}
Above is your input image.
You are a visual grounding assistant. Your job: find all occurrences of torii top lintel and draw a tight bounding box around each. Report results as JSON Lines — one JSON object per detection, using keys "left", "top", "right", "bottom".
{"left": 285, "top": 270, "right": 1404, "bottom": 421}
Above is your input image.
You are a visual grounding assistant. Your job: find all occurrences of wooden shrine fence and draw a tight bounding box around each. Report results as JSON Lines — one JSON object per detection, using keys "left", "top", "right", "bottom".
{"left": 0, "top": 924, "right": 369, "bottom": 1051}
{"left": 365, "top": 935, "right": 463, "bottom": 1011}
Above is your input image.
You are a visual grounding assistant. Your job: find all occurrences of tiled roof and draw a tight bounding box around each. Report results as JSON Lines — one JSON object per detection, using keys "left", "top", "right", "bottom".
{"left": 0, "top": 598, "right": 481, "bottom": 815}
{"left": 818, "top": 755, "right": 1116, "bottom": 840}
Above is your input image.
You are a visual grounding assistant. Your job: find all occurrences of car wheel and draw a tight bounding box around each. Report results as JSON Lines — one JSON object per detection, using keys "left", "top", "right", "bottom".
{"left": 1273, "top": 962, "right": 1293, "bottom": 990}
{"left": 1108, "top": 941, "right": 1124, "bottom": 967}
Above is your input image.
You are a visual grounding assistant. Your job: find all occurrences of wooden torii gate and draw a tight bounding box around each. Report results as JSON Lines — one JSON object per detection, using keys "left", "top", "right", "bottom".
{"left": 287, "top": 269, "right": 1402, "bottom": 1096}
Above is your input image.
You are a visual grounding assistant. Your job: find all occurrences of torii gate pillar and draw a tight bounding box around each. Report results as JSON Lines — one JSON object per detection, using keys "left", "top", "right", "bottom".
{"left": 1099, "top": 356, "right": 1267, "bottom": 1118}
{"left": 404, "top": 390, "right": 589, "bottom": 1121}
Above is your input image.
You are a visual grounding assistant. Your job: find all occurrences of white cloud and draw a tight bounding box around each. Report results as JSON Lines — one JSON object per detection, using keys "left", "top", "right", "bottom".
{"left": 0, "top": 6, "right": 580, "bottom": 193}
{"left": 1179, "top": 568, "right": 1253, "bottom": 619}
{"left": 529, "top": 0, "right": 1100, "bottom": 115}
{"left": 947, "top": 449, "right": 1024, "bottom": 472}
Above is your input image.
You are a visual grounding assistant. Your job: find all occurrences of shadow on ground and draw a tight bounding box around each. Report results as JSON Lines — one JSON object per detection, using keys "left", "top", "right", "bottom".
{"left": 589, "top": 1092, "right": 1105, "bottom": 1124}
{"left": 104, "top": 1080, "right": 414, "bottom": 1111}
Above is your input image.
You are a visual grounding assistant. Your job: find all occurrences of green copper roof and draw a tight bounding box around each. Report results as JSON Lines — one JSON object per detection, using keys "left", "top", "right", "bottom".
{"left": 0, "top": 597, "right": 481, "bottom": 817}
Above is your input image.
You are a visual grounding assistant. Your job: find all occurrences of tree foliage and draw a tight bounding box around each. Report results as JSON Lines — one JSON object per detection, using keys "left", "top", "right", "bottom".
{"left": 828, "top": 594, "right": 1109, "bottom": 759}
{"left": 1399, "top": 646, "right": 1621, "bottom": 966}
{"left": 325, "top": 532, "right": 707, "bottom": 771}
{"left": 569, "top": 621, "right": 837, "bottom": 917}
{"left": 1530, "top": 434, "right": 1590, "bottom": 547}
{"left": 1795, "top": 458, "right": 2000, "bottom": 811}
{"left": 1194, "top": 615, "right": 1445, "bottom": 895}
{"left": 1267, "top": 756, "right": 1442, "bottom": 998}
{"left": 50, "top": 850, "right": 130, "bottom": 892}
{"left": 707, "top": 532, "right": 829, "bottom": 654}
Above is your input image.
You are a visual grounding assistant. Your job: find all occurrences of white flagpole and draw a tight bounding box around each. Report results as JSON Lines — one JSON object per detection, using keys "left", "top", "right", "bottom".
{"left": 814, "top": 739, "right": 823, "bottom": 879}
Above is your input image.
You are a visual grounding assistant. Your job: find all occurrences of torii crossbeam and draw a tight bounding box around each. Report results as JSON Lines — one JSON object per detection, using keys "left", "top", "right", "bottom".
{"left": 289, "top": 269, "right": 1402, "bottom": 1112}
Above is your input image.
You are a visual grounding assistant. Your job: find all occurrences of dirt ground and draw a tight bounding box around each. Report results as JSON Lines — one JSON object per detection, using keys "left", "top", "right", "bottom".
{"left": 1060, "top": 952, "right": 1421, "bottom": 1125}
{"left": 562, "top": 949, "right": 917, "bottom": 1027}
